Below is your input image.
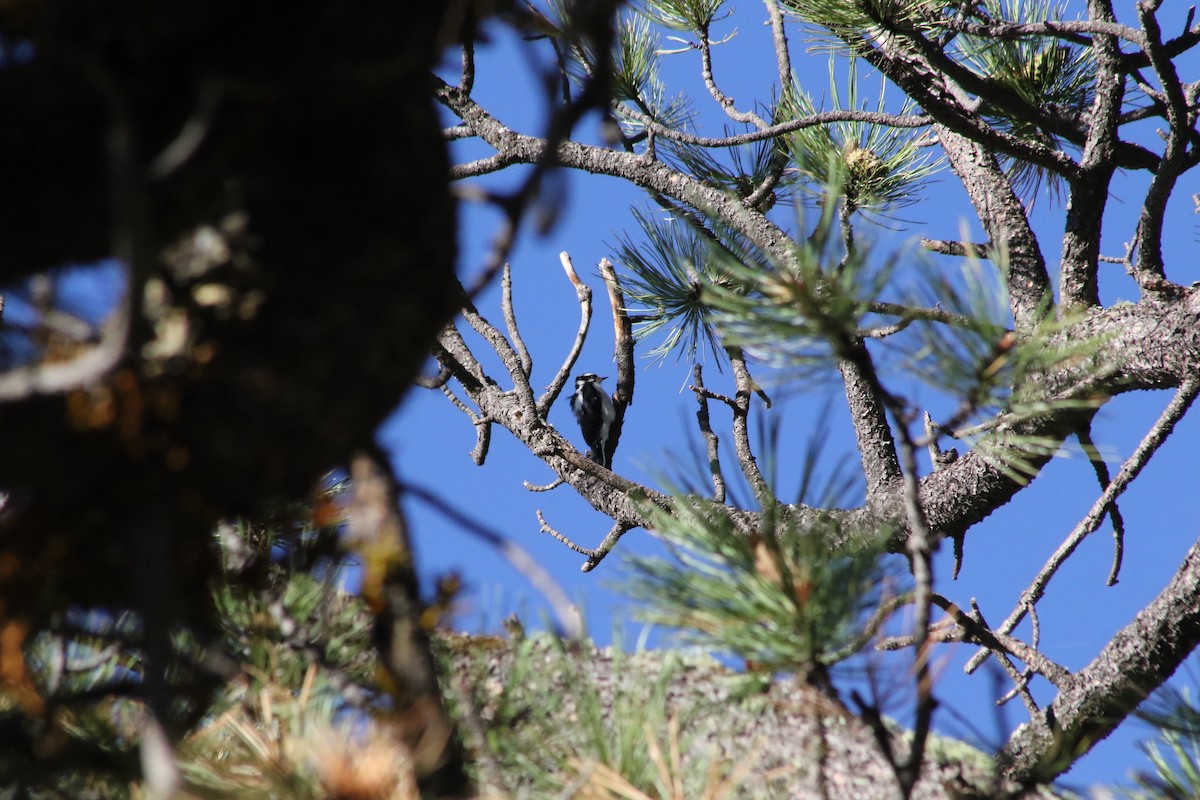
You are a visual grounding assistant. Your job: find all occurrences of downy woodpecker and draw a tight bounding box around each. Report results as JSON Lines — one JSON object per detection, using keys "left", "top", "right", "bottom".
{"left": 570, "top": 373, "right": 616, "bottom": 468}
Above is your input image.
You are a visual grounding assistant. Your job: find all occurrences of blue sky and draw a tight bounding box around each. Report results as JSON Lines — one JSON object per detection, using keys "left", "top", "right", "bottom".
{"left": 386, "top": 4, "right": 1200, "bottom": 793}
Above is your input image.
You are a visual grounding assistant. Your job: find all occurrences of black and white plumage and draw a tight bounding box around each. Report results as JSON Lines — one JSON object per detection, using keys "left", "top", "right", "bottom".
{"left": 570, "top": 373, "right": 616, "bottom": 468}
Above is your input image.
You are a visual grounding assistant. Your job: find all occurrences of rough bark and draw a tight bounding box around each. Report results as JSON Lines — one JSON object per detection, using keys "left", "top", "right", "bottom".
{"left": 1001, "top": 537, "right": 1200, "bottom": 783}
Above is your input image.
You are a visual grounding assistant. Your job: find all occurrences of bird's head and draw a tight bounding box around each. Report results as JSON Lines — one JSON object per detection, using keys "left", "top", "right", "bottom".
{"left": 575, "top": 373, "right": 607, "bottom": 387}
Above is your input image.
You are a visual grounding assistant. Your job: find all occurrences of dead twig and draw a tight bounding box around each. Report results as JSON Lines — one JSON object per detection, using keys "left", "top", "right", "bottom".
{"left": 405, "top": 482, "right": 582, "bottom": 639}
{"left": 691, "top": 365, "right": 726, "bottom": 503}
{"left": 966, "top": 377, "right": 1200, "bottom": 674}
{"left": 537, "top": 251, "right": 593, "bottom": 418}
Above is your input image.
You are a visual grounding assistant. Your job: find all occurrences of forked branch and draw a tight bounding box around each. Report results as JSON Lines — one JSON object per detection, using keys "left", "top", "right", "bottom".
{"left": 966, "top": 376, "right": 1200, "bottom": 674}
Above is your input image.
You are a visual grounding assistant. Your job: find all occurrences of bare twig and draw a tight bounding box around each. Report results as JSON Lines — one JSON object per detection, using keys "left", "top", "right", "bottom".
{"left": 468, "top": 213, "right": 519, "bottom": 300}
{"left": 697, "top": 23, "right": 768, "bottom": 129}
{"left": 966, "top": 377, "right": 1200, "bottom": 673}
{"left": 451, "top": 153, "right": 516, "bottom": 179}
{"left": 919, "top": 239, "right": 991, "bottom": 258}
{"left": 1076, "top": 423, "right": 1125, "bottom": 585}
{"left": 892, "top": 416, "right": 937, "bottom": 798}
{"left": 923, "top": 411, "right": 942, "bottom": 471}
{"left": 867, "top": 595, "right": 1039, "bottom": 719}
{"left": 415, "top": 364, "right": 453, "bottom": 390}
{"left": 583, "top": 521, "right": 636, "bottom": 572}
{"left": 868, "top": 301, "right": 995, "bottom": 332}
{"left": 461, "top": 298, "right": 538, "bottom": 412}
{"left": 405, "top": 482, "right": 583, "bottom": 638}
{"left": 0, "top": 284, "right": 131, "bottom": 401}
{"left": 536, "top": 510, "right": 635, "bottom": 573}
{"left": 149, "top": 80, "right": 222, "bottom": 179}
{"left": 876, "top": 595, "right": 1071, "bottom": 690}
{"left": 523, "top": 476, "right": 565, "bottom": 492}
{"left": 969, "top": 599, "right": 1042, "bottom": 717}
{"left": 459, "top": 35, "right": 475, "bottom": 94}
{"left": 439, "top": 384, "right": 492, "bottom": 466}
{"left": 692, "top": 384, "right": 736, "bottom": 407}
{"left": 600, "top": 258, "right": 634, "bottom": 400}
{"left": 742, "top": 0, "right": 794, "bottom": 209}
{"left": 537, "top": 509, "right": 593, "bottom": 556}
{"left": 951, "top": 533, "right": 964, "bottom": 581}
{"left": 764, "top": 0, "right": 793, "bottom": 100}
{"left": 859, "top": 318, "right": 913, "bottom": 339}
{"left": 469, "top": 419, "right": 492, "bottom": 467}
{"left": 502, "top": 264, "right": 533, "bottom": 377}
{"left": 691, "top": 364, "right": 726, "bottom": 502}
{"left": 618, "top": 104, "right": 932, "bottom": 148}
{"left": 537, "top": 251, "right": 593, "bottom": 417}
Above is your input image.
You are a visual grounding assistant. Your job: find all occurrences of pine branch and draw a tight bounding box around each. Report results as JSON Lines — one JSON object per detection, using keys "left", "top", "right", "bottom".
{"left": 1001, "top": 535, "right": 1200, "bottom": 782}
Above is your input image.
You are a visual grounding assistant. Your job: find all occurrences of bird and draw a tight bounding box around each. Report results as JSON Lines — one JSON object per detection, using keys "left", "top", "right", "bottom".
{"left": 570, "top": 373, "right": 616, "bottom": 468}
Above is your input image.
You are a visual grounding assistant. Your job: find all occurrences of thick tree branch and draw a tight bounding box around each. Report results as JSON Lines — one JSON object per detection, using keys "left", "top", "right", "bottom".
{"left": 599, "top": 257, "right": 635, "bottom": 469}
{"left": 1059, "top": 0, "right": 1125, "bottom": 309}
{"left": 839, "top": 348, "right": 902, "bottom": 507}
{"left": 936, "top": 17, "right": 1143, "bottom": 46}
{"left": 450, "top": 153, "right": 517, "bottom": 179}
{"left": 1130, "top": 1, "right": 1194, "bottom": 297}
{"left": 936, "top": 127, "right": 1052, "bottom": 334}
{"left": 439, "top": 75, "right": 840, "bottom": 269}
{"left": 1000, "top": 535, "right": 1200, "bottom": 783}
{"left": 861, "top": 11, "right": 1162, "bottom": 176}
{"left": 852, "top": 23, "right": 1083, "bottom": 183}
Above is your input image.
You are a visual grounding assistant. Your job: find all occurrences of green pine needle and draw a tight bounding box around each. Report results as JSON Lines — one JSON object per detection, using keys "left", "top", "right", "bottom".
{"left": 619, "top": 493, "right": 895, "bottom": 672}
